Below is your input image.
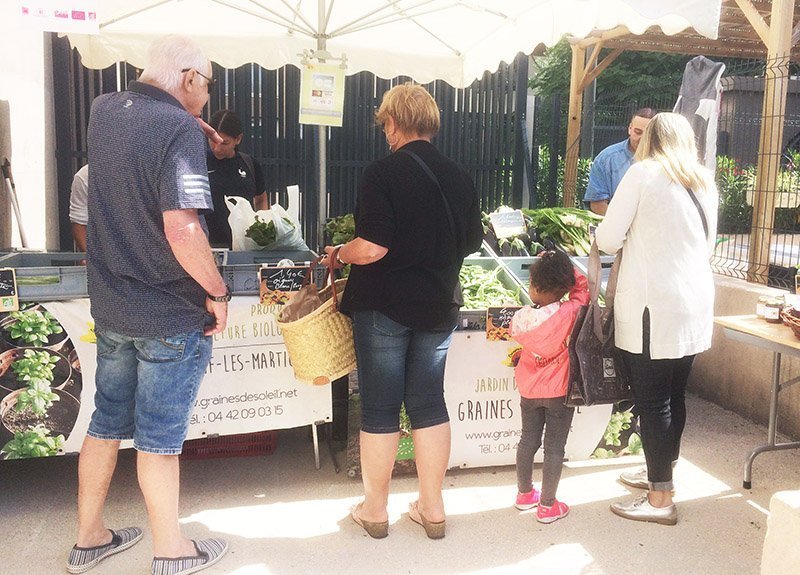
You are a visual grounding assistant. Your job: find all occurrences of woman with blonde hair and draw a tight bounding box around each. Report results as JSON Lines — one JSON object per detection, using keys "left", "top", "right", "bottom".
{"left": 596, "top": 112, "right": 718, "bottom": 525}
{"left": 324, "top": 83, "right": 482, "bottom": 539}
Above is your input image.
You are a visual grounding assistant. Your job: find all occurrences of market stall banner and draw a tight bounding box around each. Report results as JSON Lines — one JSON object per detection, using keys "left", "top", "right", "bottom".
{"left": 444, "top": 332, "right": 611, "bottom": 469}
{"left": 0, "top": 298, "right": 331, "bottom": 458}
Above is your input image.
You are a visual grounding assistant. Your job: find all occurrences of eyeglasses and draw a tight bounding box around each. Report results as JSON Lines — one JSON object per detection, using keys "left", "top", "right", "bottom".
{"left": 181, "top": 68, "right": 216, "bottom": 88}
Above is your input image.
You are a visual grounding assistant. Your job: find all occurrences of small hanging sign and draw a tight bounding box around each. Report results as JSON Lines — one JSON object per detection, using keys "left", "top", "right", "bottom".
{"left": 299, "top": 62, "right": 346, "bottom": 127}
{"left": 486, "top": 306, "right": 521, "bottom": 341}
{"left": 0, "top": 268, "right": 20, "bottom": 312}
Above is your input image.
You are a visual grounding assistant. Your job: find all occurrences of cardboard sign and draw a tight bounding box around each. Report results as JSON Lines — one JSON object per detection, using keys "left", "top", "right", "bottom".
{"left": 259, "top": 265, "right": 309, "bottom": 305}
{"left": 489, "top": 210, "right": 526, "bottom": 239}
{"left": 0, "top": 268, "right": 19, "bottom": 312}
{"left": 299, "top": 62, "right": 346, "bottom": 127}
{"left": 486, "top": 306, "right": 521, "bottom": 341}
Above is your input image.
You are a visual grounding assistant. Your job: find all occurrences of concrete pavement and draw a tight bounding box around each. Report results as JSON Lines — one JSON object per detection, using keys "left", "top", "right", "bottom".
{"left": 3, "top": 392, "right": 799, "bottom": 575}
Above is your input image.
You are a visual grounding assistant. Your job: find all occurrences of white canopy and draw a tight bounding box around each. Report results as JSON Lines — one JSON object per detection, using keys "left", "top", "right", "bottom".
{"left": 66, "top": 0, "right": 722, "bottom": 87}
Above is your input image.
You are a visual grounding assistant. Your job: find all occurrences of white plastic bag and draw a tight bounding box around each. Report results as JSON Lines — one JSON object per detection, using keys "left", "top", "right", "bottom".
{"left": 226, "top": 196, "right": 309, "bottom": 251}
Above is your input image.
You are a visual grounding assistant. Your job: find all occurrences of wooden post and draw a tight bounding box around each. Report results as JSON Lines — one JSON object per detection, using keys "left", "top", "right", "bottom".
{"left": 747, "top": 0, "right": 794, "bottom": 284}
{"left": 563, "top": 43, "right": 585, "bottom": 208}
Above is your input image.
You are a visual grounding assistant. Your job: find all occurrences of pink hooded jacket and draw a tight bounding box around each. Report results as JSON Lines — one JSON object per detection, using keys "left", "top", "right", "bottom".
{"left": 510, "top": 269, "right": 589, "bottom": 399}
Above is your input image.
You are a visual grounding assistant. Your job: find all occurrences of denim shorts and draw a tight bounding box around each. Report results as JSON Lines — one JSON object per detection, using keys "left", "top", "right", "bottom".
{"left": 87, "top": 328, "right": 213, "bottom": 455}
{"left": 352, "top": 310, "right": 454, "bottom": 434}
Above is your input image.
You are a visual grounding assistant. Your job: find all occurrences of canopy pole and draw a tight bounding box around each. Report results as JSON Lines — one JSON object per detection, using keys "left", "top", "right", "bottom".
{"left": 316, "top": 0, "right": 328, "bottom": 250}
{"left": 563, "top": 43, "right": 586, "bottom": 208}
{"left": 747, "top": 0, "right": 794, "bottom": 284}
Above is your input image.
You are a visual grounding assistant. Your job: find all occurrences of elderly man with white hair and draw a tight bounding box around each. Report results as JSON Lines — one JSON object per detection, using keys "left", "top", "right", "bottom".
{"left": 66, "top": 35, "right": 229, "bottom": 575}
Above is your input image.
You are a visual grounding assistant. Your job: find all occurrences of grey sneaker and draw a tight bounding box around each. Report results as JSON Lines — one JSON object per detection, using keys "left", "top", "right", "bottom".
{"left": 66, "top": 527, "right": 143, "bottom": 574}
{"left": 619, "top": 467, "right": 649, "bottom": 489}
{"left": 151, "top": 538, "right": 228, "bottom": 575}
{"left": 610, "top": 494, "right": 677, "bottom": 525}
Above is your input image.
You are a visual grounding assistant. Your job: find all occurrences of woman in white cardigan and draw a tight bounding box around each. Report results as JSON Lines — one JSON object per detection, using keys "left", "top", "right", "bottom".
{"left": 595, "top": 112, "right": 718, "bottom": 526}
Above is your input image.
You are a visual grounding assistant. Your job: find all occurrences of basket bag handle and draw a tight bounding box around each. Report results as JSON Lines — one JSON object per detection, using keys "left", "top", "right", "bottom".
{"left": 305, "top": 252, "right": 342, "bottom": 311}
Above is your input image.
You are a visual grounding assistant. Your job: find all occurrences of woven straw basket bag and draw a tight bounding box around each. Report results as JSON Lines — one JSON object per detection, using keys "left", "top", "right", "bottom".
{"left": 277, "top": 259, "right": 356, "bottom": 385}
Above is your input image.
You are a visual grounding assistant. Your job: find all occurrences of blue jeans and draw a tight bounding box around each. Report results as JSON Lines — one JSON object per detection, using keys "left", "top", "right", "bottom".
{"left": 618, "top": 309, "right": 695, "bottom": 491}
{"left": 88, "top": 328, "right": 213, "bottom": 454}
{"left": 352, "top": 310, "right": 454, "bottom": 434}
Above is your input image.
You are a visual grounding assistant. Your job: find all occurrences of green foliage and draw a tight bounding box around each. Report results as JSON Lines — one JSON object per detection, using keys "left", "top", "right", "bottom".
{"left": 6, "top": 309, "right": 63, "bottom": 346}
{"left": 591, "top": 407, "right": 643, "bottom": 458}
{"left": 529, "top": 39, "right": 688, "bottom": 107}
{"left": 11, "top": 349, "right": 59, "bottom": 387}
{"left": 1, "top": 425, "right": 64, "bottom": 459}
{"left": 534, "top": 145, "right": 591, "bottom": 208}
{"left": 324, "top": 213, "right": 355, "bottom": 245}
{"left": 715, "top": 155, "right": 800, "bottom": 234}
{"left": 15, "top": 379, "right": 59, "bottom": 416}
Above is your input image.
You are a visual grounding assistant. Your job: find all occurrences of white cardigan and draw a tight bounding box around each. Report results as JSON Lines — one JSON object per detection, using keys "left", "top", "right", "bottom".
{"left": 595, "top": 160, "right": 718, "bottom": 359}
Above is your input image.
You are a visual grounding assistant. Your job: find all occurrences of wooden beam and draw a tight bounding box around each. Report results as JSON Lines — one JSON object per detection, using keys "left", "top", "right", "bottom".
{"left": 583, "top": 41, "right": 603, "bottom": 79}
{"left": 579, "top": 48, "right": 623, "bottom": 92}
{"left": 574, "top": 26, "right": 632, "bottom": 48}
{"left": 748, "top": 0, "right": 794, "bottom": 284}
{"left": 563, "top": 44, "right": 585, "bottom": 208}
{"left": 734, "top": 0, "right": 771, "bottom": 46}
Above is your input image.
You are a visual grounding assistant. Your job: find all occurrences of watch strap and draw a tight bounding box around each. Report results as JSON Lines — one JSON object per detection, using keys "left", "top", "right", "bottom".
{"left": 207, "top": 285, "right": 231, "bottom": 302}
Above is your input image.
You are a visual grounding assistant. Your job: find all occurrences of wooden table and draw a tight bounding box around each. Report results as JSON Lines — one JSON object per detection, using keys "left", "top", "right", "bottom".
{"left": 715, "top": 314, "right": 800, "bottom": 488}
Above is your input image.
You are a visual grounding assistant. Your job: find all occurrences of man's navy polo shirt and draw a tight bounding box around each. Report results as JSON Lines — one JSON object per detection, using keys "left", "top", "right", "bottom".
{"left": 86, "top": 81, "right": 213, "bottom": 337}
{"left": 583, "top": 139, "right": 635, "bottom": 205}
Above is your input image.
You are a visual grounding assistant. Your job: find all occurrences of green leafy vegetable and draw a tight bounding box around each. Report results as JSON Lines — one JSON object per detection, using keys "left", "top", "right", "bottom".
{"left": 245, "top": 215, "right": 277, "bottom": 247}
{"left": 459, "top": 265, "right": 522, "bottom": 309}
{"left": 522, "top": 207, "right": 601, "bottom": 257}
{"left": 1, "top": 425, "right": 64, "bottom": 459}
{"left": 15, "top": 379, "right": 59, "bottom": 416}
{"left": 6, "top": 309, "right": 63, "bottom": 346}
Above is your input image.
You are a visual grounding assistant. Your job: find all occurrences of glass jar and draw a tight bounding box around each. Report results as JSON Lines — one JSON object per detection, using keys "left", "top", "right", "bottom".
{"left": 756, "top": 296, "right": 769, "bottom": 318}
{"left": 764, "top": 298, "right": 783, "bottom": 324}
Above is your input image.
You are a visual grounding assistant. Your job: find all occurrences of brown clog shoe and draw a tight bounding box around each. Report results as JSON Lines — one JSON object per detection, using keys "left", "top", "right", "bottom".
{"left": 350, "top": 502, "right": 389, "bottom": 539}
{"left": 409, "top": 500, "right": 446, "bottom": 539}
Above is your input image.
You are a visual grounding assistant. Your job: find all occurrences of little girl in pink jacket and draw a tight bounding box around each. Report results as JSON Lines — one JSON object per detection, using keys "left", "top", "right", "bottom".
{"left": 510, "top": 250, "right": 589, "bottom": 524}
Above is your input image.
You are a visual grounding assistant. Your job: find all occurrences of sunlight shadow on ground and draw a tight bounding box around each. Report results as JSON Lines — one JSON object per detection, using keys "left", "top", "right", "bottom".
{"left": 180, "top": 456, "right": 734, "bottom": 542}
{"left": 460, "top": 543, "right": 594, "bottom": 575}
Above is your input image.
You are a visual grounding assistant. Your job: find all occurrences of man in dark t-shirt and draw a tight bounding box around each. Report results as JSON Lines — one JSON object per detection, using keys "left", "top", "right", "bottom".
{"left": 206, "top": 149, "right": 267, "bottom": 247}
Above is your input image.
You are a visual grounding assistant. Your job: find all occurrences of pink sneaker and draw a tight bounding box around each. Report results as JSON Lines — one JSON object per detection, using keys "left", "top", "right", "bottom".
{"left": 536, "top": 500, "right": 569, "bottom": 524}
{"left": 515, "top": 488, "right": 541, "bottom": 510}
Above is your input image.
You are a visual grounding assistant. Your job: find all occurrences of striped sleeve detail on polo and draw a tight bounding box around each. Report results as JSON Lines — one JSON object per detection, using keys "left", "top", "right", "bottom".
{"left": 182, "top": 174, "right": 211, "bottom": 195}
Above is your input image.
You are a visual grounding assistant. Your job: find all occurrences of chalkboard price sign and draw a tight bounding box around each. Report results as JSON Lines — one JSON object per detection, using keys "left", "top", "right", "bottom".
{"left": 259, "top": 265, "right": 309, "bottom": 305}
{"left": 486, "top": 306, "right": 521, "bottom": 341}
{"left": 0, "top": 268, "right": 19, "bottom": 312}
{"left": 489, "top": 210, "right": 526, "bottom": 239}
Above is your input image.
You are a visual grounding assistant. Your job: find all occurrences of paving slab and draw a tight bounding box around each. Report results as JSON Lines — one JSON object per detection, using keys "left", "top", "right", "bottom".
{"left": 2, "top": 392, "right": 799, "bottom": 575}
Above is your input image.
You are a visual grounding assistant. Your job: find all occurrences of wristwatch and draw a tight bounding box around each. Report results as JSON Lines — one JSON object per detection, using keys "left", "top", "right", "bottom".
{"left": 207, "top": 285, "right": 232, "bottom": 302}
{"left": 335, "top": 248, "right": 347, "bottom": 266}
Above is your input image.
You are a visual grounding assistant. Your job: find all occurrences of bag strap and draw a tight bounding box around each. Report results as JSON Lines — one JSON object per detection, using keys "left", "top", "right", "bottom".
{"left": 686, "top": 187, "right": 709, "bottom": 240}
{"left": 588, "top": 241, "right": 622, "bottom": 340}
{"left": 239, "top": 152, "right": 256, "bottom": 181}
{"left": 399, "top": 148, "right": 459, "bottom": 253}
{"left": 303, "top": 254, "right": 341, "bottom": 311}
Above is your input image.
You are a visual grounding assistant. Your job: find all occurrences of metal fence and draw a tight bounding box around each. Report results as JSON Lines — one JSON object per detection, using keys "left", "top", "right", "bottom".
{"left": 52, "top": 36, "right": 530, "bottom": 249}
{"left": 712, "top": 56, "right": 800, "bottom": 289}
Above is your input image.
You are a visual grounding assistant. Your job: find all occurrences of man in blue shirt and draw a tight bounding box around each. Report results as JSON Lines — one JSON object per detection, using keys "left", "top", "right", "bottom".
{"left": 584, "top": 108, "right": 655, "bottom": 215}
{"left": 66, "top": 35, "right": 229, "bottom": 575}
